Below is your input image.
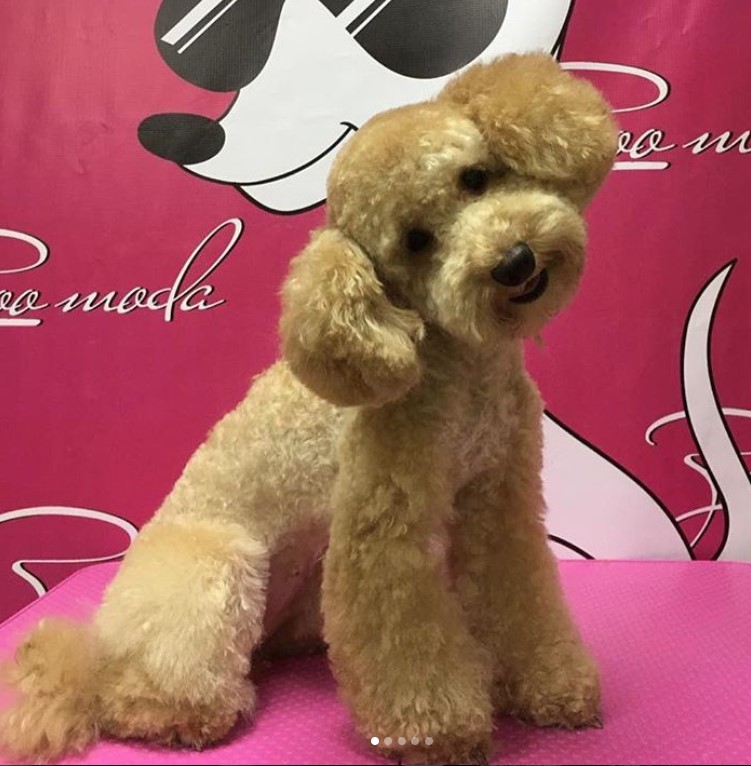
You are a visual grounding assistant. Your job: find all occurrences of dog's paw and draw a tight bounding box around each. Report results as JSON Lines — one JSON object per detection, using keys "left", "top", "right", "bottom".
{"left": 105, "top": 701, "right": 242, "bottom": 751}
{"left": 101, "top": 678, "right": 254, "bottom": 751}
{"left": 153, "top": 709, "right": 241, "bottom": 751}
{"left": 499, "top": 644, "right": 602, "bottom": 729}
{"left": 362, "top": 689, "right": 494, "bottom": 765}
{"left": 372, "top": 731, "right": 491, "bottom": 765}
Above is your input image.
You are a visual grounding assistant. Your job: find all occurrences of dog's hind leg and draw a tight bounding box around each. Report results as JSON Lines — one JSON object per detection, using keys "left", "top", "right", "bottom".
{"left": 0, "top": 514, "right": 269, "bottom": 761}
{"left": 0, "top": 363, "right": 338, "bottom": 761}
{"left": 93, "top": 515, "right": 268, "bottom": 749}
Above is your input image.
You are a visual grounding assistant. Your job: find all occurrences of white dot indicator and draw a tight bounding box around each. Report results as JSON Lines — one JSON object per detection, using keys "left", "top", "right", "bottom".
{"left": 370, "top": 737, "right": 379, "bottom": 746}
{"left": 425, "top": 736, "right": 434, "bottom": 746}
{"left": 384, "top": 737, "right": 393, "bottom": 746}
{"left": 411, "top": 736, "right": 420, "bottom": 745}
{"left": 398, "top": 737, "right": 407, "bottom": 746}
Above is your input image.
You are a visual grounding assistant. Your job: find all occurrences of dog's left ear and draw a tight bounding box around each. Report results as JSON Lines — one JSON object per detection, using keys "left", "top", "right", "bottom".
{"left": 439, "top": 52, "right": 619, "bottom": 204}
{"left": 280, "top": 227, "right": 425, "bottom": 407}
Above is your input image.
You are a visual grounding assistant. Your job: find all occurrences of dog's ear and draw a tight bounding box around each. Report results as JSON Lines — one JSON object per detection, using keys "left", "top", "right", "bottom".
{"left": 280, "top": 228, "right": 425, "bottom": 407}
{"left": 439, "top": 53, "right": 619, "bottom": 204}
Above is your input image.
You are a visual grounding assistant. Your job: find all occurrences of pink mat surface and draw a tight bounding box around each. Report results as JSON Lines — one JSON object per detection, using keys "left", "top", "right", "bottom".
{"left": 1, "top": 560, "right": 749, "bottom": 765}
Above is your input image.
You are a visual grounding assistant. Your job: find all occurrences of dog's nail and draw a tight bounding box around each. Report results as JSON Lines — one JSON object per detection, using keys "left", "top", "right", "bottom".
{"left": 470, "top": 745, "right": 489, "bottom": 765}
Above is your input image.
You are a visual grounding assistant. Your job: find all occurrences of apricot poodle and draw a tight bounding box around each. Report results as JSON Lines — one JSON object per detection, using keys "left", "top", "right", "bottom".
{"left": 1, "top": 52, "right": 617, "bottom": 765}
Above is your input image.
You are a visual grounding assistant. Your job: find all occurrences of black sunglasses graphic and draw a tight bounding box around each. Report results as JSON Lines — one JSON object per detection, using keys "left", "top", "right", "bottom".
{"left": 154, "top": 0, "right": 509, "bottom": 92}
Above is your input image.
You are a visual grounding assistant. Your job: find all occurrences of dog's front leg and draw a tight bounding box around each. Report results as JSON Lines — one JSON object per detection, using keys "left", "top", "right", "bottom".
{"left": 452, "top": 387, "right": 601, "bottom": 730}
{"left": 322, "top": 416, "right": 493, "bottom": 765}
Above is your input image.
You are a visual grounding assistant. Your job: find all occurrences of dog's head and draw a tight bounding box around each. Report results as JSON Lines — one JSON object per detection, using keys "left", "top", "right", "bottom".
{"left": 281, "top": 53, "right": 618, "bottom": 406}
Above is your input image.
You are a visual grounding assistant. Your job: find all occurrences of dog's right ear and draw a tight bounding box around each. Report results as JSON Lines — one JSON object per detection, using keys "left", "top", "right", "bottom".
{"left": 280, "top": 228, "right": 424, "bottom": 407}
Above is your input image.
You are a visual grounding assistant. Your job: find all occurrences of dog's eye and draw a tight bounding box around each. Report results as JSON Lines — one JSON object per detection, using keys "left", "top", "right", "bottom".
{"left": 459, "top": 167, "right": 489, "bottom": 194}
{"left": 405, "top": 228, "right": 434, "bottom": 253}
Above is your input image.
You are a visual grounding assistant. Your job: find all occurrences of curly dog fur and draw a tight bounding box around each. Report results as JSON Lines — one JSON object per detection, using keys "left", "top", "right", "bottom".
{"left": 0, "top": 53, "right": 617, "bottom": 765}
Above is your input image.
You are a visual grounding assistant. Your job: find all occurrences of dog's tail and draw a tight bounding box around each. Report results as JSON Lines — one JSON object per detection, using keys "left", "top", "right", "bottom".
{"left": 0, "top": 617, "right": 104, "bottom": 762}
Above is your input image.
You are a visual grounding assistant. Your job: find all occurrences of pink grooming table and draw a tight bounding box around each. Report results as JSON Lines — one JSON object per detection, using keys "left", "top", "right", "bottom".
{"left": 1, "top": 560, "right": 750, "bottom": 765}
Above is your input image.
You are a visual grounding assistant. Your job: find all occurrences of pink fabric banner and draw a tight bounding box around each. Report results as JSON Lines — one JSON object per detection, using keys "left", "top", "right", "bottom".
{"left": 1, "top": 0, "right": 750, "bottom": 621}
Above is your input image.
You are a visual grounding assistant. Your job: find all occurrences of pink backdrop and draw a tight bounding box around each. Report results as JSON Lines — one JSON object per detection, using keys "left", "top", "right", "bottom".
{"left": 1, "top": 0, "right": 750, "bottom": 622}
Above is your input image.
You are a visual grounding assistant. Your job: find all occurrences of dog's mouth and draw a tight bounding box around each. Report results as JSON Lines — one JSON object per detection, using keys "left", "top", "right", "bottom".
{"left": 509, "top": 269, "right": 549, "bottom": 304}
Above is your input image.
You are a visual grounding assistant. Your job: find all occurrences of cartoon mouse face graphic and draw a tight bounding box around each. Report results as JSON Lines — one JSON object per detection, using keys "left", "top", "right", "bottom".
{"left": 138, "top": 0, "right": 575, "bottom": 213}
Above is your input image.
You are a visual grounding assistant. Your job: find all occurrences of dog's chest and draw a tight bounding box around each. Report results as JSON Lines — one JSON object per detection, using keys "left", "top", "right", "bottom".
{"left": 449, "top": 378, "right": 520, "bottom": 488}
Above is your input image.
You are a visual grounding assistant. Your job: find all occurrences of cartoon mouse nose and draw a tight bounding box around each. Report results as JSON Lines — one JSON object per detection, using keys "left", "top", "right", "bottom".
{"left": 137, "top": 113, "right": 225, "bottom": 165}
{"left": 491, "top": 243, "right": 536, "bottom": 287}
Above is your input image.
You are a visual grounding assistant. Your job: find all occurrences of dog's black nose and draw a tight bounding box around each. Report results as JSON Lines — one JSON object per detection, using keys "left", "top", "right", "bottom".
{"left": 491, "top": 243, "right": 536, "bottom": 286}
{"left": 138, "top": 113, "right": 225, "bottom": 165}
